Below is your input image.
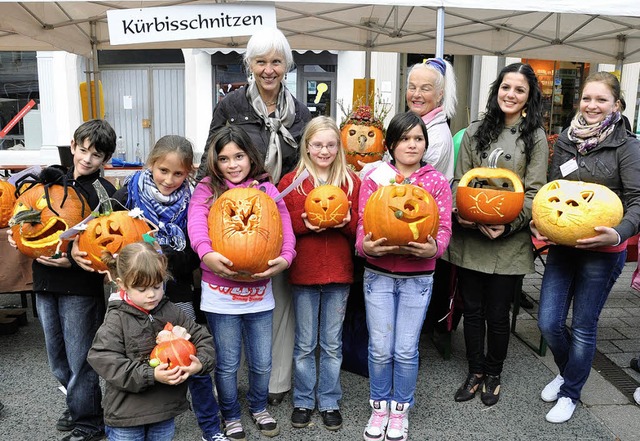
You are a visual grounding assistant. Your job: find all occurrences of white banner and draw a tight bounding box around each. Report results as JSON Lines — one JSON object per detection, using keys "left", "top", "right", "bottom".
{"left": 107, "top": 3, "right": 277, "bottom": 45}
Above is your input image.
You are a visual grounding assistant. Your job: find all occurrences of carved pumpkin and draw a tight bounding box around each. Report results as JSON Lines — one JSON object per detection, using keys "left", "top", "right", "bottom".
{"left": 149, "top": 323, "right": 196, "bottom": 368}
{"left": 363, "top": 183, "right": 439, "bottom": 246}
{"left": 78, "top": 211, "right": 152, "bottom": 272}
{"left": 340, "top": 106, "right": 385, "bottom": 171}
{"left": 0, "top": 180, "right": 16, "bottom": 228}
{"left": 304, "top": 185, "right": 349, "bottom": 228}
{"left": 532, "top": 179, "right": 623, "bottom": 246}
{"left": 208, "top": 186, "right": 283, "bottom": 281}
{"left": 10, "top": 183, "right": 88, "bottom": 258}
{"left": 456, "top": 167, "right": 525, "bottom": 225}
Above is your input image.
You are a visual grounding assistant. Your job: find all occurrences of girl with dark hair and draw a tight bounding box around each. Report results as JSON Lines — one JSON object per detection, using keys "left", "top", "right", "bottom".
{"left": 445, "top": 62, "right": 548, "bottom": 406}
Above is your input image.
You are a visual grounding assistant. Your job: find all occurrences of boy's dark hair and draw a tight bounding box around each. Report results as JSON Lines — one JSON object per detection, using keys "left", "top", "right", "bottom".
{"left": 73, "top": 119, "right": 117, "bottom": 160}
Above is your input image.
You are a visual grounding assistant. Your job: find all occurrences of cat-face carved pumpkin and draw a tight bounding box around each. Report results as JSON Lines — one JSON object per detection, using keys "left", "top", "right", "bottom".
{"left": 532, "top": 179, "right": 623, "bottom": 246}
{"left": 0, "top": 180, "right": 16, "bottom": 228}
{"left": 78, "top": 211, "right": 152, "bottom": 272}
{"left": 10, "top": 183, "right": 88, "bottom": 258}
{"left": 456, "top": 167, "right": 525, "bottom": 225}
{"left": 363, "top": 183, "right": 439, "bottom": 246}
{"left": 208, "top": 187, "right": 283, "bottom": 281}
{"left": 304, "top": 185, "right": 349, "bottom": 228}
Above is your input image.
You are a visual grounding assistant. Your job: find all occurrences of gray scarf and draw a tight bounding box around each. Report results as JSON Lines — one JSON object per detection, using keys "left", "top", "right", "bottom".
{"left": 246, "top": 80, "right": 298, "bottom": 182}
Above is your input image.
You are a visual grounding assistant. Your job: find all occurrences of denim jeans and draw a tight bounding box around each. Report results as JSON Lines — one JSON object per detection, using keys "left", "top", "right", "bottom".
{"left": 106, "top": 418, "right": 174, "bottom": 440}
{"left": 292, "top": 283, "right": 349, "bottom": 411}
{"left": 189, "top": 374, "right": 222, "bottom": 436}
{"left": 363, "top": 270, "right": 433, "bottom": 406}
{"left": 457, "top": 268, "right": 520, "bottom": 376}
{"left": 205, "top": 310, "right": 273, "bottom": 421}
{"left": 36, "top": 292, "right": 104, "bottom": 432}
{"left": 538, "top": 246, "right": 626, "bottom": 401}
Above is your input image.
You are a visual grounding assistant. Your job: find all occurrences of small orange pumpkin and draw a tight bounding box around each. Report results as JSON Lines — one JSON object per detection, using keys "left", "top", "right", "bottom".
{"left": 0, "top": 180, "right": 16, "bottom": 228}
{"left": 10, "top": 182, "right": 88, "bottom": 258}
{"left": 304, "top": 185, "right": 349, "bottom": 228}
{"left": 456, "top": 167, "right": 525, "bottom": 225}
{"left": 363, "top": 183, "right": 439, "bottom": 246}
{"left": 208, "top": 186, "right": 283, "bottom": 281}
{"left": 149, "top": 323, "right": 196, "bottom": 368}
{"left": 532, "top": 179, "right": 623, "bottom": 246}
{"left": 340, "top": 106, "right": 385, "bottom": 171}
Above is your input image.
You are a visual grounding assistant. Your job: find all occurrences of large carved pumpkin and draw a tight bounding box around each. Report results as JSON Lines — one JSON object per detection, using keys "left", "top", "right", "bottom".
{"left": 532, "top": 179, "right": 623, "bottom": 246}
{"left": 149, "top": 323, "right": 196, "bottom": 368}
{"left": 304, "top": 185, "right": 349, "bottom": 228}
{"left": 456, "top": 167, "right": 525, "bottom": 225}
{"left": 208, "top": 187, "right": 283, "bottom": 281}
{"left": 363, "top": 183, "right": 439, "bottom": 246}
{"left": 78, "top": 211, "right": 152, "bottom": 272}
{"left": 0, "top": 180, "right": 16, "bottom": 228}
{"left": 10, "top": 183, "right": 88, "bottom": 258}
{"left": 340, "top": 106, "right": 385, "bottom": 171}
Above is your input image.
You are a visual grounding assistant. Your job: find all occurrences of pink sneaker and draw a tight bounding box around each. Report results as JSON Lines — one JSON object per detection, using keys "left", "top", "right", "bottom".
{"left": 363, "top": 400, "right": 389, "bottom": 441}
{"left": 385, "top": 401, "right": 409, "bottom": 441}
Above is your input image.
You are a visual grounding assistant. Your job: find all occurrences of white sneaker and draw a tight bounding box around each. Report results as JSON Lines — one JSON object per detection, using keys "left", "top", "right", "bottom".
{"left": 541, "top": 374, "right": 564, "bottom": 402}
{"left": 634, "top": 387, "right": 640, "bottom": 405}
{"left": 363, "top": 400, "right": 389, "bottom": 441}
{"left": 385, "top": 401, "right": 409, "bottom": 441}
{"left": 545, "top": 397, "right": 577, "bottom": 423}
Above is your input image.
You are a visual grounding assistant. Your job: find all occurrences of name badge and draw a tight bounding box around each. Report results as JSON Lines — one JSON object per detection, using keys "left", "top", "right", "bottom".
{"left": 559, "top": 158, "right": 578, "bottom": 177}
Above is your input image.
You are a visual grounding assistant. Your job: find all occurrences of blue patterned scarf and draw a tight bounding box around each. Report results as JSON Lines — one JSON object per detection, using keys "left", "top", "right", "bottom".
{"left": 126, "top": 169, "right": 190, "bottom": 251}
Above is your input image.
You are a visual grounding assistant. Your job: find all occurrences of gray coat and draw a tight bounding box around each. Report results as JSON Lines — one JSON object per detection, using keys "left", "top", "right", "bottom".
{"left": 443, "top": 120, "right": 548, "bottom": 275}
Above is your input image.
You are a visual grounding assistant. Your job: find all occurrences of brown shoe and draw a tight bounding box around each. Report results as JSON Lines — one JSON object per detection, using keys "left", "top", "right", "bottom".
{"left": 454, "top": 373, "right": 484, "bottom": 402}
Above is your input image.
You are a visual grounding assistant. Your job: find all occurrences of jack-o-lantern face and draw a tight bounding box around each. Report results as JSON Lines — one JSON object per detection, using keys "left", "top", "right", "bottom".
{"left": 456, "top": 167, "right": 525, "bottom": 225}
{"left": 304, "top": 185, "right": 349, "bottom": 228}
{"left": 341, "top": 124, "right": 385, "bottom": 171}
{"left": 532, "top": 179, "right": 623, "bottom": 246}
{"left": 208, "top": 187, "right": 283, "bottom": 281}
{"left": 0, "top": 180, "right": 16, "bottom": 228}
{"left": 363, "top": 183, "right": 439, "bottom": 246}
{"left": 10, "top": 183, "right": 88, "bottom": 258}
{"left": 77, "top": 211, "right": 152, "bottom": 272}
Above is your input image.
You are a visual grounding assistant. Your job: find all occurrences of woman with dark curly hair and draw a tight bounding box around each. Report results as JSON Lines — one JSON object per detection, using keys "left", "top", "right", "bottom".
{"left": 444, "top": 62, "right": 548, "bottom": 406}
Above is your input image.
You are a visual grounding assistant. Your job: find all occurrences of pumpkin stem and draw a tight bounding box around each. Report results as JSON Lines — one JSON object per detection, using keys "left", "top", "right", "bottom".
{"left": 92, "top": 180, "right": 113, "bottom": 215}
{"left": 488, "top": 148, "right": 504, "bottom": 169}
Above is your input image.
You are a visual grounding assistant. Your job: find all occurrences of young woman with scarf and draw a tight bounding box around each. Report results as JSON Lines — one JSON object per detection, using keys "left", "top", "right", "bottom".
{"left": 197, "top": 27, "right": 312, "bottom": 407}
{"left": 531, "top": 72, "right": 640, "bottom": 424}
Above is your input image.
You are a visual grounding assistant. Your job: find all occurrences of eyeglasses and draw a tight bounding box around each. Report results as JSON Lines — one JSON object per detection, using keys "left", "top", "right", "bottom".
{"left": 308, "top": 143, "right": 339, "bottom": 152}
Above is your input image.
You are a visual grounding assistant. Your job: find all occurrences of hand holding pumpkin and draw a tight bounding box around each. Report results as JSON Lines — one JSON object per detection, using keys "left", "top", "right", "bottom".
{"left": 398, "top": 235, "right": 438, "bottom": 258}
{"left": 477, "top": 224, "right": 505, "bottom": 240}
{"left": 6, "top": 229, "right": 16, "bottom": 249}
{"left": 153, "top": 362, "right": 185, "bottom": 386}
{"left": 362, "top": 232, "right": 401, "bottom": 257}
{"left": 574, "top": 226, "right": 621, "bottom": 249}
{"left": 202, "top": 251, "right": 238, "bottom": 279}
{"left": 70, "top": 237, "right": 95, "bottom": 272}
{"left": 36, "top": 254, "right": 71, "bottom": 268}
{"left": 453, "top": 208, "right": 478, "bottom": 229}
{"left": 251, "top": 256, "right": 289, "bottom": 280}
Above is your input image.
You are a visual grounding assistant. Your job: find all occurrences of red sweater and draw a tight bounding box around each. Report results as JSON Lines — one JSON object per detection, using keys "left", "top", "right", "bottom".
{"left": 278, "top": 172, "right": 361, "bottom": 285}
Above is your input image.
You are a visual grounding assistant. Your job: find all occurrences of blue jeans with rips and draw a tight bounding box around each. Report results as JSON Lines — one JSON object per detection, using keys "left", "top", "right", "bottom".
{"left": 292, "top": 283, "right": 349, "bottom": 411}
{"left": 363, "top": 270, "right": 433, "bottom": 406}
{"left": 36, "top": 292, "right": 104, "bottom": 432}
{"left": 538, "top": 246, "right": 626, "bottom": 401}
{"left": 106, "top": 418, "right": 174, "bottom": 440}
{"left": 205, "top": 310, "right": 273, "bottom": 421}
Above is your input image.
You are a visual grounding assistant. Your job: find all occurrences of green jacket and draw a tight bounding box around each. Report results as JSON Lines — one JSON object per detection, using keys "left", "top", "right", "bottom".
{"left": 443, "top": 120, "right": 548, "bottom": 275}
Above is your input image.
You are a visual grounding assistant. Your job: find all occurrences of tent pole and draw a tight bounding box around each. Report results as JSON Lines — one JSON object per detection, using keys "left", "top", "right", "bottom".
{"left": 616, "top": 34, "right": 626, "bottom": 75}
{"left": 91, "top": 20, "right": 101, "bottom": 120}
{"left": 436, "top": 7, "right": 444, "bottom": 58}
{"left": 365, "top": 31, "right": 372, "bottom": 106}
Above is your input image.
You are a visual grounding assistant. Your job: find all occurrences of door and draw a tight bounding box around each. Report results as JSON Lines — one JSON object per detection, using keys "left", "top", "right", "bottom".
{"left": 299, "top": 68, "right": 337, "bottom": 119}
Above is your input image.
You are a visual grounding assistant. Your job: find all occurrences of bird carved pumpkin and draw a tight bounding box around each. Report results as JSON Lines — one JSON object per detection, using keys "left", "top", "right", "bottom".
{"left": 149, "top": 322, "right": 196, "bottom": 368}
{"left": 340, "top": 105, "right": 385, "bottom": 171}
{"left": 208, "top": 186, "right": 283, "bottom": 281}
{"left": 0, "top": 180, "right": 16, "bottom": 228}
{"left": 304, "top": 185, "right": 349, "bottom": 228}
{"left": 532, "top": 179, "right": 623, "bottom": 246}
{"left": 9, "top": 168, "right": 89, "bottom": 259}
{"left": 363, "top": 183, "right": 439, "bottom": 246}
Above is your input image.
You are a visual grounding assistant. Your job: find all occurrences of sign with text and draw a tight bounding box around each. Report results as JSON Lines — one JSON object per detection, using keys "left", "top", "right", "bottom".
{"left": 107, "top": 3, "right": 276, "bottom": 45}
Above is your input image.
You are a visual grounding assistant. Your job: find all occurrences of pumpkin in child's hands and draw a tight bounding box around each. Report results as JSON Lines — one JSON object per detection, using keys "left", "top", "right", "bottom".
{"left": 363, "top": 183, "right": 439, "bottom": 246}
{"left": 304, "top": 185, "right": 349, "bottom": 228}
{"left": 456, "top": 167, "right": 524, "bottom": 225}
{"left": 208, "top": 186, "right": 283, "bottom": 281}
{"left": 0, "top": 180, "right": 16, "bottom": 228}
{"left": 149, "top": 322, "right": 196, "bottom": 368}
{"left": 532, "top": 179, "right": 623, "bottom": 246}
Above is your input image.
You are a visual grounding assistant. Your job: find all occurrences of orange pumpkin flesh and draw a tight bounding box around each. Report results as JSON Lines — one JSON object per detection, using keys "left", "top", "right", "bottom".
{"left": 456, "top": 167, "right": 525, "bottom": 225}
{"left": 0, "top": 180, "right": 16, "bottom": 228}
{"left": 304, "top": 185, "right": 349, "bottom": 228}
{"left": 532, "top": 179, "right": 623, "bottom": 246}
{"left": 10, "top": 184, "right": 88, "bottom": 258}
{"left": 363, "top": 184, "right": 439, "bottom": 246}
{"left": 208, "top": 187, "right": 283, "bottom": 281}
{"left": 150, "top": 338, "right": 196, "bottom": 368}
{"left": 341, "top": 124, "right": 385, "bottom": 171}
{"left": 77, "top": 211, "right": 152, "bottom": 272}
